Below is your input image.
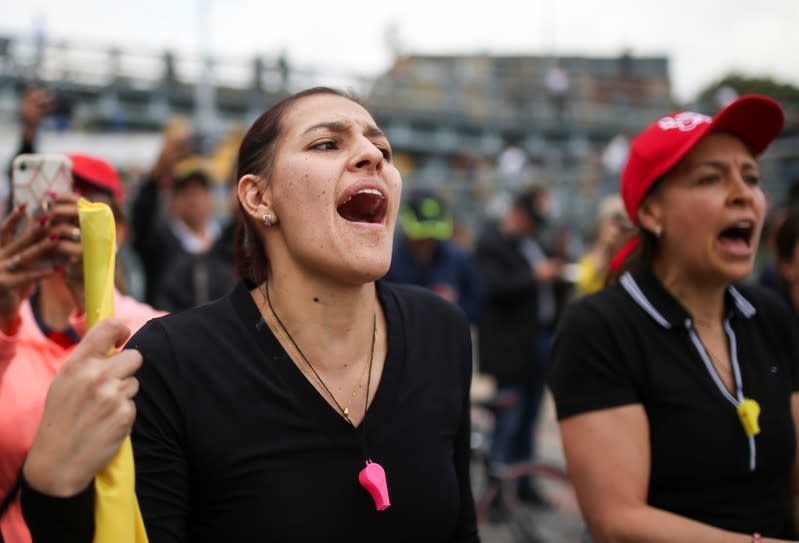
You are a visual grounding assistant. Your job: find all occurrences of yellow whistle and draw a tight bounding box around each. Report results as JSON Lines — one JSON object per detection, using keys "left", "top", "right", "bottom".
{"left": 737, "top": 398, "right": 761, "bottom": 437}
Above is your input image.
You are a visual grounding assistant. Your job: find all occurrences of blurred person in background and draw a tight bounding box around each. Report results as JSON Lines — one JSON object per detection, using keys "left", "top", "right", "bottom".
{"left": 149, "top": 165, "right": 234, "bottom": 312}
{"left": 132, "top": 155, "right": 229, "bottom": 311}
{"left": 6, "top": 88, "right": 146, "bottom": 301}
{"left": 758, "top": 178, "right": 799, "bottom": 293}
{"left": 384, "top": 189, "right": 482, "bottom": 324}
{"left": 574, "top": 194, "right": 633, "bottom": 296}
{"left": 549, "top": 95, "right": 799, "bottom": 540}
{"left": 130, "top": 117, "right": 194, "bottom": 305}
{"left": 0, "top": 154, "right": 164, "bottom": 543}
{"left": 475, "top": 185, "right": 565, "bottom": 508}
{"left": 775, "top": 206, "right": 799, "bottom": 327}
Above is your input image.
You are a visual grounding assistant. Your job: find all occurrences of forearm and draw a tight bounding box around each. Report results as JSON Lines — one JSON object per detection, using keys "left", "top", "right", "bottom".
{"left": 591, "top": 504, "right": 784, "bottom": 543}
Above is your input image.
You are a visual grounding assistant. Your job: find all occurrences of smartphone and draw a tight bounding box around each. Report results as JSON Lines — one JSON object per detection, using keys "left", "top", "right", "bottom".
{"left": 12, "top": 153, "right": 73, "bottom": 219}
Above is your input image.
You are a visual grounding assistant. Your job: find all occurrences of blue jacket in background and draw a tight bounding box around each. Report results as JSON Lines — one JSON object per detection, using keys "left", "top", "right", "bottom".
{"left": 383, "top": 236, "right": 483, "bottom": 324}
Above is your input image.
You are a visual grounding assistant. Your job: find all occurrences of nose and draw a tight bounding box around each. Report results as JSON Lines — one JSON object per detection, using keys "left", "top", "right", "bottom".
{"left": 727, "top": 172, "right": 757, "bottom": 207}
{"left": 349, "top": 137, "right": 384, "bottom": 173}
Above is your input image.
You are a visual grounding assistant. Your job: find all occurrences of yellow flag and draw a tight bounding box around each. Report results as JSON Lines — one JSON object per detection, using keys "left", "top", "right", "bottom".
{"left": 78, "top": 199, "right": 148, "bottom": 543}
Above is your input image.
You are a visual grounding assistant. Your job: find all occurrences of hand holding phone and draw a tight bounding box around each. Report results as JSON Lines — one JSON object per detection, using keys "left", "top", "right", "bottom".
{"left": 0, "top": 205, "right": 59, "bottom": 332}
{"left": 12, "top": 154, "right": 74, "bottom": 222}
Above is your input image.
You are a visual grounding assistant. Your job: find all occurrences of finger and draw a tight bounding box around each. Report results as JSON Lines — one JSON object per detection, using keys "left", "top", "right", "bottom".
{"left": 48, "top": 223, "right": 82, "bottom": 243}
{"left": 1, "top": 221, "right": 52, "bottom": 259}
{"left": 104, "top": 349, "right": 143, "bottom": 381}
{"left": 0, "top": 267, "right": 54, "bottom": 289}
{"left": 0, "top": 205, "right": 30, "bottom": 248}
{"left": 2, "top": 254, "right": 21, "bottom": 273}
{"left": 111, "top": 400, "right": 137, "bottom": 439}
{"left": 0, "top": 234, "right": 59, "bottom": 278}
{"left": 10, "top": 231, "right": 60, "bottom": 264}
{"left": 47, "top": 201, "right": 80, "bottom": 225}
{"left": 68, "top": 319, "right": 131, "bottom": 363}
{"left": 47, "top": 192, "right": 81, "bottom": 205}
{"left": 118, "top": 376, "right": 140, "bottom": 400}
{"left": 52, "top": 239, "right": 82, "bottom": 260}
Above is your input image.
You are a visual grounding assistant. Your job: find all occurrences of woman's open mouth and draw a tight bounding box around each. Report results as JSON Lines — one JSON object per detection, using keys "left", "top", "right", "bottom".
{"left": 717, "top": 220, "right": 755, "bottom": 256}
{"left": 337, "top": 188, "right": 387, "bottom": 225}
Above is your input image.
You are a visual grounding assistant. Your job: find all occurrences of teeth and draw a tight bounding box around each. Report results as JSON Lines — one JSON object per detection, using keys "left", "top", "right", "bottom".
{"left": 356, "top": 188, "right": 383, "bottom": 198}
{"left": 734, "top": 221, "right": 753, "bottom": 229}
{"left": 343, "top": 187, "right": 384, "bottom": 204}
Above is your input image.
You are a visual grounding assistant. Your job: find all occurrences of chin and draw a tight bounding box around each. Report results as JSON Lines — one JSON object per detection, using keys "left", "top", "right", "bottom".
{"left": 331, "top": 253, "right": 392, "bottom": 286}
{"left": 357, "top": 259, "right": 392, "bottom": 284}
{"left": 719, "top": 262, "right": 755, "bottom": 283}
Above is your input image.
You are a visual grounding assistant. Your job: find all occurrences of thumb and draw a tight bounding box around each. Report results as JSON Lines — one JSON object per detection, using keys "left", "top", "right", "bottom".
{"left": 66, "top": 318, "right": 131, "bottom": 366}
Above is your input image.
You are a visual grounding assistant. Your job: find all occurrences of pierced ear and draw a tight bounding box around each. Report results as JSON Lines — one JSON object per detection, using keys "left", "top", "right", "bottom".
{"left": 637, "top": 196, "right": 663, "bottom": 237}
{"left": 238, "top": 174, "right": 270, "bottom": 219}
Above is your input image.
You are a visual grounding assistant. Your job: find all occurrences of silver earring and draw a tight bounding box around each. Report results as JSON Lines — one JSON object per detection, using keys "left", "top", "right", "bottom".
{"left": 263, "top": 213, "right": 273, "bottom": 227}
{"left": 654, "top": 225, "right": 662, "bottom": 238}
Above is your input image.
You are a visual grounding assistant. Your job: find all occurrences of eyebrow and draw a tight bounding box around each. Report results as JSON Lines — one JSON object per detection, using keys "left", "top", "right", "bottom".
{"left": 693, "top": 159, "right": 759, "bottom": 171}
{"left": 301, "top": 121, "right": 385, "bottom": 139}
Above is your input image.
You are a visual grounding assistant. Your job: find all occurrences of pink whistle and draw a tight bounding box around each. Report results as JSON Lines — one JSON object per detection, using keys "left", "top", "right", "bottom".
{"left": 358, "top": 460, "right": 391, "bottom": 511}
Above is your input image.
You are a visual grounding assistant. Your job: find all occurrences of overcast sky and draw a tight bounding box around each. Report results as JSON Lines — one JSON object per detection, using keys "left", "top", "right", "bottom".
{"left": 2, "top": 0, "right": 798, "bottom": 103}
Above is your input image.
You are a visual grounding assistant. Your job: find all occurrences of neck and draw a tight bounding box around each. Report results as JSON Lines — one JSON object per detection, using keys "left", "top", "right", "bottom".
{"left": 652, "top": 260, "right": 727, "bottom": 326}
{"left": 255, "top": 271, "right": 379, "bottom": 373}
{"left": 37, "top": 276, "right": 75, "bottom": 330}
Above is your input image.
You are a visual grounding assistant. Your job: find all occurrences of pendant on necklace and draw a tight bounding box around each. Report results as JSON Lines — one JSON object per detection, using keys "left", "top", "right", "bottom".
{"left": 737, "top": 397, "right": 761, "bottom": 437}
{"left": 358, "top": 459, "right": 391, "bottom": 511}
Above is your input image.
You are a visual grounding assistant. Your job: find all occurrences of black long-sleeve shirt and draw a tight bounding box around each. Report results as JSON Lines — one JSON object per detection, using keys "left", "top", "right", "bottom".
{"left": 22, "top": 281, "right": 479, "bottom": 542}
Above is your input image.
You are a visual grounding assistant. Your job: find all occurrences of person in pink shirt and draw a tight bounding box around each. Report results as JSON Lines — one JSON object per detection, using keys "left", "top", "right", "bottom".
{"left": 0, "top": 153, "right": 164, "bottom": 543}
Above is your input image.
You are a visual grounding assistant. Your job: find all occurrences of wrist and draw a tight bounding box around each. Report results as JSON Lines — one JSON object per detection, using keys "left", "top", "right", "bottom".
{"left": 23, "top": 450, "right": 87, "bottom": 498}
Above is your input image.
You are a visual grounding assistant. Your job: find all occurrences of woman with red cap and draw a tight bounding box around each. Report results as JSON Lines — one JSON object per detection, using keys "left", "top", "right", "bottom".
{"left": 549, "top": 95, "right": 799, "bottom": 541}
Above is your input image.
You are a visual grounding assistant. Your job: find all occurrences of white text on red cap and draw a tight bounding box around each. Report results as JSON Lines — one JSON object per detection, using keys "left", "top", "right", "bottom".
{"left": 657, "top": 112, "right": 712, "bottom": 132}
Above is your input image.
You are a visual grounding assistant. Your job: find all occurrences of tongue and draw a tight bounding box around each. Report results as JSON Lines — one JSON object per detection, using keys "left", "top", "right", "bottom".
{"left": 717, "top": 236, "right": 752, "bottom": 257}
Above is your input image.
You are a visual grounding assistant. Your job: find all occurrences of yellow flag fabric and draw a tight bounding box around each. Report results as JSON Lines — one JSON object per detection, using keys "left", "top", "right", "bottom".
{"left": 78, "top": 199, "right": 149, "bottom": 543}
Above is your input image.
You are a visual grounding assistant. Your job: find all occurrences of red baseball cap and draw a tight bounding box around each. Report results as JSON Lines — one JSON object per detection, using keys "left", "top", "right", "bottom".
{"left": 620, "top": 94, "right": 784, "bottom": 224}
{"left": 67, "top": 153, "right": 125, "bottom": 206}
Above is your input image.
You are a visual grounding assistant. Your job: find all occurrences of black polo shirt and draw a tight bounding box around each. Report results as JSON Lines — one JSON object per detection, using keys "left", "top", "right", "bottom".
{"left": 548, "top": 269, "right": 799, "bottom": 537}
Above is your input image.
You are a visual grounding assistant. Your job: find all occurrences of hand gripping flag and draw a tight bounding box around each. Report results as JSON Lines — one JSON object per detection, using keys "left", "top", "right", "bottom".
{"left": 78, "top": 199, "right": 148, "bottom": 543}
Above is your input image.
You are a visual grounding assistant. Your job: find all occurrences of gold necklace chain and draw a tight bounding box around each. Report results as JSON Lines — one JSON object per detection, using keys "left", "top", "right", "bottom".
{"left": 342, "top": 350, "right": 371, "bottom": 421}
{"left": 264, "top": 284, "right": 376, "bottom": 427}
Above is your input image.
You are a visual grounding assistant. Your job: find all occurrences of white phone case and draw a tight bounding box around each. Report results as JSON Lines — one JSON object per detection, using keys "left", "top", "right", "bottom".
{"left": 12, "top": 153, "right": 73, "bottom": 218}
